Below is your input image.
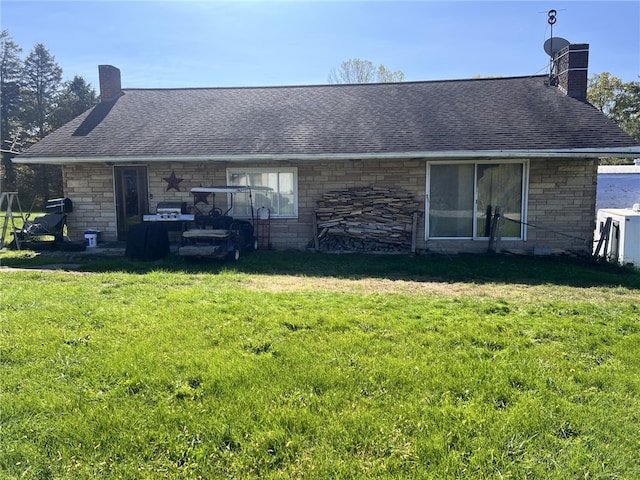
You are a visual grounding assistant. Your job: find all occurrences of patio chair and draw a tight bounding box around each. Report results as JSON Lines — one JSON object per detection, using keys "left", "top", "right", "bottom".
{"left": 20, "top": 213, "right": 68, "bottom": 244}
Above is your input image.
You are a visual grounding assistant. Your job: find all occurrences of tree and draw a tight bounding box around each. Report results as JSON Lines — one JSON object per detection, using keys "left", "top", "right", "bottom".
{"left": 0, "top": 30, "right": 23, "bottom": 190}
{"left": 588, "top": 72, "right": 640, "bottom": 142}
{"left": 328, "top": 58, "right": 405, "bottom": 84}
{"left": 376, "top": 64, "right": 406, "bottom": 83}
{"left": 22, "top": 44, "right": 63, "bottom": 202}
{"left": 50, "top": 75, "right": 98, "bottom": 129}
{"left": 22, "top": 43, "right": 62, "bottom": 140}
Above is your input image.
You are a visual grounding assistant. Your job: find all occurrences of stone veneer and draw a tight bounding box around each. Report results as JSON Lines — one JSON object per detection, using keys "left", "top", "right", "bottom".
{"left": 62, "top": 164, "right": 117, "bottom": 241}
{"left": 61, "top": 157, "right": 597, "bottom": 255}
{"left": 526, "top": 157, "right": 597, "bottom": 254}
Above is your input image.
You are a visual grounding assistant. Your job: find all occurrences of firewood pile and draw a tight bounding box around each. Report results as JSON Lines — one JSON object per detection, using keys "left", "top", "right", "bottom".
{"left": 314, "top": 187, "right": 420, "bottom": 252}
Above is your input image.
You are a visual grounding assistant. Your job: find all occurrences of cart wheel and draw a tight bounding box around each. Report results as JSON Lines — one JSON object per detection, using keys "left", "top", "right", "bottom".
{"left": 253, "top": 239, "right": 259, "bottom": 251}
{"left": 230, "top": 248, "right": 240, "bottom": 261}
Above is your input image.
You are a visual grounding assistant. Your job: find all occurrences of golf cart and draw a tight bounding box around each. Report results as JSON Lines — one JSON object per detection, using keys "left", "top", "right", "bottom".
{"left": 178, "top": 185, "right": 271, "bottom": 260}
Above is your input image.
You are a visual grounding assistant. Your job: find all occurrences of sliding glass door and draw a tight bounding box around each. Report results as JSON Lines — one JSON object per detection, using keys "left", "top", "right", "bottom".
{"left": 476, "top": 163, "right": 524, "bottom": 238}
{"left": 427, "top": 161, "right": 527, "bottom": 239}
{"left": 428, "top": 164, "right": 474, "bottom": 238}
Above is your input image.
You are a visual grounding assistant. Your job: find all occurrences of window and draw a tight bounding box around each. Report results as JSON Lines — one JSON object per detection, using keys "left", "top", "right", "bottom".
{"left": 427, "top": 161, "right": 527, "bottom": 239}
{"left": 227, "top": 168, "right": 298, "bottom": 218}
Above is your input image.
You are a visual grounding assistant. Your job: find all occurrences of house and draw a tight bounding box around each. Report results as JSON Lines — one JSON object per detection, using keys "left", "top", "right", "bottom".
{"left": 15, "top": 43, "right": 640, "bottom": 255}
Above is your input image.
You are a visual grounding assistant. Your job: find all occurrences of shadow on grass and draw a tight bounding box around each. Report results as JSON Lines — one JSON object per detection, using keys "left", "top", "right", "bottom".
{"left": 4, "top": 249, "right": 638, "bottom": 289}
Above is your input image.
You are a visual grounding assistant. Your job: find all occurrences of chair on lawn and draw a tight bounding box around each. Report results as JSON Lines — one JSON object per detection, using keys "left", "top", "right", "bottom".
{"left": 19, "top": 213, "right": 68, "bottom": 244}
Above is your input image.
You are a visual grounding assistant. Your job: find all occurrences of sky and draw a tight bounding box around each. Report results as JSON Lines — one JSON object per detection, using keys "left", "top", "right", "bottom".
{"left": 1, "top": 1, "right": 638, "bottom": 91}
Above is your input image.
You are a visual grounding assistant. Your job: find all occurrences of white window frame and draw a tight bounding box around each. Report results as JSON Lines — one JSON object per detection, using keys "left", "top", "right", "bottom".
{"left": 226, "top": 167, "right": 298, "bottom": 218}
{"left": 425, "top": 160, "right": 529, "bottom": 240}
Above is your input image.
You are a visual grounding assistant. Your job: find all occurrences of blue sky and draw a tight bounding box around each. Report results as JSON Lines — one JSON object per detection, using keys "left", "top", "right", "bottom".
{"left": 1, "top": 1, "right": 638, "bottom": 90}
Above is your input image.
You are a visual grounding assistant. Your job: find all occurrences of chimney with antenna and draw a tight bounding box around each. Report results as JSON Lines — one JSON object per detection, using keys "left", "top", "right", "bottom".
{"left": 553, "top": 43, "right": 589, "bottom": 101}
{"left": 543, "top": 10, "right": 589, "bottom": 102}
{"left": 98, "top": 65, "right": 123, "bottom": 103}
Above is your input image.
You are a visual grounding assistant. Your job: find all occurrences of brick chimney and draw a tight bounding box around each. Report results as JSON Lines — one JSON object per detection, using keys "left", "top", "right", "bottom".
{"left": 553, "top": 43, "right": 589, "bottom": 101}
{"left": 98, "top": 65, "right": 123, "bottom": 102}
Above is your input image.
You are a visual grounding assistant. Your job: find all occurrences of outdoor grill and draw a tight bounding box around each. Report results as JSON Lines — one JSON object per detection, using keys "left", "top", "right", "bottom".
{"left": 46, "top": 197, "right": 73, "bottom": 213}
{"left": 143, "top": 202, "right": 194, "bottom": 222}
{"left": 142, "top": 202, "right": 194, "bottom": 235}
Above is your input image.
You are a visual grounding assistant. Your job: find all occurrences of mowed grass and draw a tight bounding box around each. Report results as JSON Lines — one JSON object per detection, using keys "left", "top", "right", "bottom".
{"left": 1, "top": 252, "right": 640, "bottom": 479}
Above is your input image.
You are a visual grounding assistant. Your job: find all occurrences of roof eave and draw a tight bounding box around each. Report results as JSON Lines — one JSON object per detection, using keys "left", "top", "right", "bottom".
{"left": 13, "top": 147, "right": 640, "bottom": 165}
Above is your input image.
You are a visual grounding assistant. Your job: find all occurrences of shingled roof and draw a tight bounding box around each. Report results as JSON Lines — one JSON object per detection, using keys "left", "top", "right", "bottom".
{"left": 18, "top": 75, "right": 640, "bottom": 162}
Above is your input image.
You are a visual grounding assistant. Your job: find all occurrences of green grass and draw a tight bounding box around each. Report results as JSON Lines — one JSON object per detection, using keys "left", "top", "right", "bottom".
{"left": 1, "top": 252, "right": 639, "bottom": 478}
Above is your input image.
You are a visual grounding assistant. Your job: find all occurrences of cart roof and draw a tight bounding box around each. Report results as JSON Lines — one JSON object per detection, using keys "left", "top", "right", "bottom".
{"left": 190, "top": 186, "right": 273, "bottom": 194}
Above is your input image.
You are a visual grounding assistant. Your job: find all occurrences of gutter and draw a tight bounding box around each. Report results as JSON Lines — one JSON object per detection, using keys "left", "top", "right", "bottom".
{"left": 13, "top": 147, "right": 640, "bottom": 165}
{"left": 598, "top": 165, "right": 640, "bottom": 174}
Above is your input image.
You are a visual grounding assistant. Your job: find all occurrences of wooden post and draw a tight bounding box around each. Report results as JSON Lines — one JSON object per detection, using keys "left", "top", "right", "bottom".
{"left": 484, "top": 205, "right": 492, "bottom": 238}
{"left": 495, "top": 210, "right": 505, "bottom": 254}
{"left": 312, "top": 212, "right": 319, "bottom": 250}
{"left": 488, "top": 206, "right": 501, "bottom": 253}
{"left": 411, "top": 212, "right": 418, "bottom": 254}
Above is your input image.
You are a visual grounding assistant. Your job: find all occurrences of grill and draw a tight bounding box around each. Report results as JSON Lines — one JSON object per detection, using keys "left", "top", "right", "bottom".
{"left": 143, "top": 202, "right": 194, "bottom": 222}
{"left": 46, "top": 197, "right": 73, "bottom": 213}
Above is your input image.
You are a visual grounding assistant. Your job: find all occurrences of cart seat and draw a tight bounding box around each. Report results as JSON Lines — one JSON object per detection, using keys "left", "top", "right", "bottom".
{"left": 182, "top": 229, "right": 232, "bottom": 239}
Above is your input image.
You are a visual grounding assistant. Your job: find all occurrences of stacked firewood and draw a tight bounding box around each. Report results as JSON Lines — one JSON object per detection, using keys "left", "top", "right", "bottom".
{"left": 315, "top": 187, "right": 420, "bottom": 252}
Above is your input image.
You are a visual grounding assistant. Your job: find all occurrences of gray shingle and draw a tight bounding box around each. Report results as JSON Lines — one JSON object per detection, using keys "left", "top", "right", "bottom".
{"left": 20, "top": 75, "right": 639, "bottom": 159}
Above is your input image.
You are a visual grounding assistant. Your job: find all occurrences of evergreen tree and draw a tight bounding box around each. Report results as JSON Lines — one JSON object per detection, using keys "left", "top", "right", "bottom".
{"left": 21, "top": 43, "right": 63, "bottom": 202}
{"left": 22, "top": 43, "right": 62, "bottom": 140}
{"left": 50, "top": 75, "right": 98, "bottom": 129}
{"left": 0, "top": 30, "right": 23, "bottom": 190}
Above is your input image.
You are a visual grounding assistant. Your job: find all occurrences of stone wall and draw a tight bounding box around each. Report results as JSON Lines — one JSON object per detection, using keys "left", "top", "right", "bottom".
{"left": 61, "top": 156, "right": 597, "bottom": 255}
{"left": 526, "top": 157, "right": 597, "bottom": 254}
{"left": 62, "top": 164, "right": 116, "bottom": 241}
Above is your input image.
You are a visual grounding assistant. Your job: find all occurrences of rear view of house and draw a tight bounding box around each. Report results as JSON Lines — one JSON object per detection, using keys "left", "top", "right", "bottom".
{"left": 15, "top": 44, "right": 640, "bottom": 255}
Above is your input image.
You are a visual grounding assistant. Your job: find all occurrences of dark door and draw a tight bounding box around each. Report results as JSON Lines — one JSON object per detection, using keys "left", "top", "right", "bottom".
{"left": 115, "top": 166, "right": 149, "bottom": 240}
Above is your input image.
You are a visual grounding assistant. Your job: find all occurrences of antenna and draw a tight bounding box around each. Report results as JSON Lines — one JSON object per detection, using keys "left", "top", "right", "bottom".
{"left": 543, "top": 9, "right": 570, "bottom": 85}
{"left": 1, "top": 133, "right": 22, "bottom": 156}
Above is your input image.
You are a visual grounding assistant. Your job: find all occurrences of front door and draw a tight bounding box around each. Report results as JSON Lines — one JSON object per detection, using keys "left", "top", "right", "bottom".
{"left": 115, "top": 166, "right": 149, "bottom": 241}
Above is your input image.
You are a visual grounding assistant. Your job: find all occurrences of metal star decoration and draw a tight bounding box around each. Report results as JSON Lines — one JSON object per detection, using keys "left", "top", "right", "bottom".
{"left": 193, "top": 186, "right": 210, "bottom": 205}
{"left": 163, "top": 170, "right": 183, "bottom": 191}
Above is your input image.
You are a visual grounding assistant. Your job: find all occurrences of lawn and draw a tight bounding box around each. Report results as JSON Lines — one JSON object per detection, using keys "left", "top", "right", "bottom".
{"left": 1, "top": 251, "right": 639, "bottom": 479}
